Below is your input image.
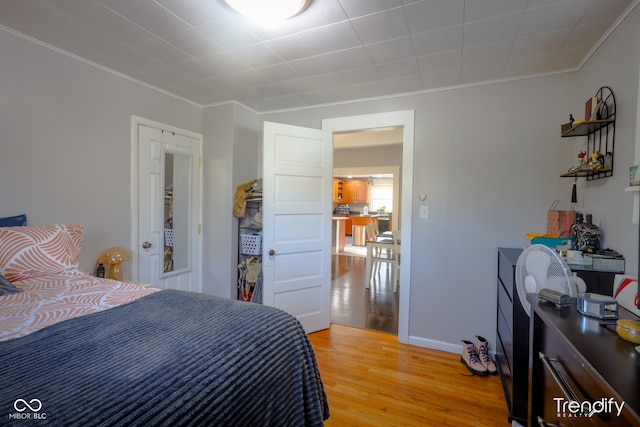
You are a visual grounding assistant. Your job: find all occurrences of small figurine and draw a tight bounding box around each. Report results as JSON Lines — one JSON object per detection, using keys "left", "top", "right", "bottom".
{"left": 588, "top": 152, "right": 601, "bottom": 169}
{"left": 569, "top": 114, "right": 575, "bottom": 125}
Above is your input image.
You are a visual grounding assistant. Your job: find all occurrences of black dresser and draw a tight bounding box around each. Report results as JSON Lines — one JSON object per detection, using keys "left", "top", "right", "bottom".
{"left": 496, "top": 248, "right": 528, "bottom": 424}
{"left": 528, "top": 294, "right": 640, "bottom": 426}
{"left": 495, "top": 247, "right": 619, "bottom": 424}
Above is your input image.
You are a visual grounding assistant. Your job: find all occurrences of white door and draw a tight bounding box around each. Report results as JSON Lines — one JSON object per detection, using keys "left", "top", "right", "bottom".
{"left": 138, "top": 124, "right": 201, "bottom": 291}
{"left": 262, "top": 121, "right": 332, "bottom": 333}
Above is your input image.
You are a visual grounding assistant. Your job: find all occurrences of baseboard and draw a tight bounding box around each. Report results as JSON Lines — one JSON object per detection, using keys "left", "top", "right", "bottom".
{"left": 408, "top": 335, "right": 500, "bottom": 359}
{"left": 408, "top": 336, "right": 461, "bottom": 354}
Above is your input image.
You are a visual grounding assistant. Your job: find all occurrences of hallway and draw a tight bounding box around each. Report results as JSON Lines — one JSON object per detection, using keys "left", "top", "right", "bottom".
{"left": 330, "top": 254, "right": 399, "bottom": 334}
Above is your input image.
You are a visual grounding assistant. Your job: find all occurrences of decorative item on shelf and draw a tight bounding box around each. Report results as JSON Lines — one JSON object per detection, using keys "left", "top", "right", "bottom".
{"left": 98, "top": 246, "right": 132, "bottom": 281}
{"left": 587, "top": 152, "right": 602, "bottom": 170}
{"left": 568, "top": 151, "right": 587, "bottom": 174}
{"left": 604, "top": 152, "right": 613, "bottom": 169}
{"left": 561, "top": 114, "right": 575, "bottom": 134}
{"left": 578, "top": 150, "right": 587, "bottom": 166}
{"left": 585, "top": 96, "right": 599, "bottom": 120}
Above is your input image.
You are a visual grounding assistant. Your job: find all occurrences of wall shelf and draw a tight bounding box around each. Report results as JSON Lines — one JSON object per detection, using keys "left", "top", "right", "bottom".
{"left": 560, "top": 167, "right": 612, "bottom": 178}
{"left": 561, "top": 119, "right": 614, "bottom": 137}
{"left": 560, "top": 86, "right": 616, "bottom": 182}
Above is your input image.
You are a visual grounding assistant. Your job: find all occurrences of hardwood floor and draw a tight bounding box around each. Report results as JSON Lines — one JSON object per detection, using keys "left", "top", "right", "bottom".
{"left": 331, "top": 254, "right": 398, "bottom": 334}
{"left": 309, "top": 324, "right": 511, "bottom": 427}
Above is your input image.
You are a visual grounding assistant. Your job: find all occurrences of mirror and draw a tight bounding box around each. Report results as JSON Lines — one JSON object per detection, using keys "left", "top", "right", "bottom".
{"left": 163, "top": 152, "right": 191, "bottom": 274}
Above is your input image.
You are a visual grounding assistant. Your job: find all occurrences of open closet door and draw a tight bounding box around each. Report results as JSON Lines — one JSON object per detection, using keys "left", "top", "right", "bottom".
{"left": 262, "top": 121, "right": 332, "bottom": 333}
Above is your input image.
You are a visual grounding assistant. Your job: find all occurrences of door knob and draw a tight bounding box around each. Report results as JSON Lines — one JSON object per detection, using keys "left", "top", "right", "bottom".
{"left": 142, "top": 241, "right": 152, "bottom": 249}
{"left": 268, "top": 249, "right": 275, "bottom": 256}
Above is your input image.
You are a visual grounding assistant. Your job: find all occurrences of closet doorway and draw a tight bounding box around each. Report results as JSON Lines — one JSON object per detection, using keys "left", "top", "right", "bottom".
{"left": 131, "top": 116, "right": 203, "bottom": 292}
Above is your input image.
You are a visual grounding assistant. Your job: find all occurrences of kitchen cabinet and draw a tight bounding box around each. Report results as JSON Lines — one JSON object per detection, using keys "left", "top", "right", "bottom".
{"left": 333, "top": 179, "right": 345, "bottom": 203}
{"left": 528, "top": 294, "right": 640, "bottom": 426}
{"left": 333, "top": 179, "right": 369, "bottom": 204}
{"left": 345, "top": 180, "right": 369, "bottom": 204}
{"left": 560, "top": 86, "right": 616, "bottom": 181}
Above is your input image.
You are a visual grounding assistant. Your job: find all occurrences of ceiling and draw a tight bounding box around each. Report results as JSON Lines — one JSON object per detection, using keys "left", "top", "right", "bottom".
{"left": 1, "top": 0, "right": 636, "bottom": 113}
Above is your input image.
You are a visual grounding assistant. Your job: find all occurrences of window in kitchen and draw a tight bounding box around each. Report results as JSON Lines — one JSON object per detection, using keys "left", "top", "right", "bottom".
{"left": 370, "top": 184, "right": 393, "bottom": 213}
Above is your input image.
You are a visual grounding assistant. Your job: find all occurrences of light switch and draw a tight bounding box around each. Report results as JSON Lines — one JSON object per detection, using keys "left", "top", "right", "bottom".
{"left": 419, "top": 205, "right": 429, "bottom": 220}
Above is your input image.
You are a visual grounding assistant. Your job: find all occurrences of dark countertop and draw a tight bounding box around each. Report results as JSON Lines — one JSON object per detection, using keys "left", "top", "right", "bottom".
{"left": 528, "top": 294, "right": 640, "bottom": 420}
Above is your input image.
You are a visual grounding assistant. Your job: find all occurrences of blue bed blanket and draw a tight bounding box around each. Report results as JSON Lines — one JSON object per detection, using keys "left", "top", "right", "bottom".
{"left": 0, "top": 290, "right": 329, "bottom": 426}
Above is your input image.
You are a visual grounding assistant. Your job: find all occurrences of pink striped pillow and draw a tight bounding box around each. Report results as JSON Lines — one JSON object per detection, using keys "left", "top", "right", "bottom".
{"left": 0, "top": 224, "right": 84, "bottom": 282}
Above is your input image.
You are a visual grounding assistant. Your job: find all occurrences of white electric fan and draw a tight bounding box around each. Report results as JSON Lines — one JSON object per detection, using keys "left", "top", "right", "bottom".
{"left": 515, "top": 244, "right": 586, "bottom": 316}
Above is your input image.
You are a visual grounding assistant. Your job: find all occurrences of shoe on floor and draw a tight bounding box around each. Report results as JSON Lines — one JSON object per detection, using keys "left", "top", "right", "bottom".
{"left": 475, "top": 335, "right": 498, "bottom": 375}
{"left": 461, "top": 340, "right": 488, "bottom": 376}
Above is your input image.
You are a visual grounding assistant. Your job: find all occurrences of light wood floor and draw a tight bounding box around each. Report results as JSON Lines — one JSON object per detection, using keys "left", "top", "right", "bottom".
{"left": 308, "top": 324, "right": 511, "bottom": 427}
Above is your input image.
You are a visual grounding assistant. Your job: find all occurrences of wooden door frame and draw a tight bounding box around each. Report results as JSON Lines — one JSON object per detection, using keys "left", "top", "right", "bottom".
{"left": 323, "top": 110, "right": 414, "bottom": 344}
{"left": 130, "top": 115, "right": 204, "bottom": 284}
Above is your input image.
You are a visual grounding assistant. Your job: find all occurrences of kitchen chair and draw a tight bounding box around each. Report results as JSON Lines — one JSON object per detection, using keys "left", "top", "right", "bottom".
{"left": 364, "top": 222, "right": 380, "bottom": 242}
{"left": 366, "top": 229, "right": 400, "bottom": 292}
{"left": 364, "top": 222, "right": 390, "bottom": 265}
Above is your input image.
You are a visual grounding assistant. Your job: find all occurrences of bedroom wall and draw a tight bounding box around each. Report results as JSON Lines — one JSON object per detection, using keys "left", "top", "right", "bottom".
{"left": 0, "top": 29, "right": 202, "bottom": 277}
{"left": 201, "top": 102, "right": 259, "bottom": 298}
{"left": 572, "top": 5, "right": 640, "bottom": 277}
{"left": 258, "top": 6, "right": 640, "bottom": 351}
{"left": 262, "top": 74, "right": 577, "bottom": 350}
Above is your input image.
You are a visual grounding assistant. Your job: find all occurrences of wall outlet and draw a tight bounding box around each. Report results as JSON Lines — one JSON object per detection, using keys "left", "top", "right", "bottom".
{"left": 419, "top": 205, "right": 429, "bottom": 220}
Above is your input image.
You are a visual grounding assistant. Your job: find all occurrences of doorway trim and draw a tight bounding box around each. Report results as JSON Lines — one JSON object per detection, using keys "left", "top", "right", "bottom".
{"left": 322, "top": 110, "right": 414, "bottom": 344}
{"left": 130, "top": 115, "right": 204, "bottom": 284}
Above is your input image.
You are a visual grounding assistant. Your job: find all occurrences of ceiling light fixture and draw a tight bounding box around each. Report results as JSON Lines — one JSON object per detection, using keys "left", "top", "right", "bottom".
{"left": 224, "top": 0, "right": 311, "bottom": 24}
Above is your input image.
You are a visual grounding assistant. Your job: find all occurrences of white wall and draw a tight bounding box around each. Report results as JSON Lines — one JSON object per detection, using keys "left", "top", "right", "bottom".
{"left": 201, "top": 103, "right": 259, "bottom": 298}
{"left": 258, "top": 7, "right": 640, "bottom": 349}
{"left": 573, "top": 5, "right": 640, "bottom": 276}
{"left": 0, "top": 29, "right": 202, "bottom": 277}
{"left": 262, "top": 74, "right": 577, "bottom": 349}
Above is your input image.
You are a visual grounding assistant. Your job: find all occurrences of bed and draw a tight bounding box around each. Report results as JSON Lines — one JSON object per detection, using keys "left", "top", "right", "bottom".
{"left": 0, "top": 224, "right": 329, "bottom": 426}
